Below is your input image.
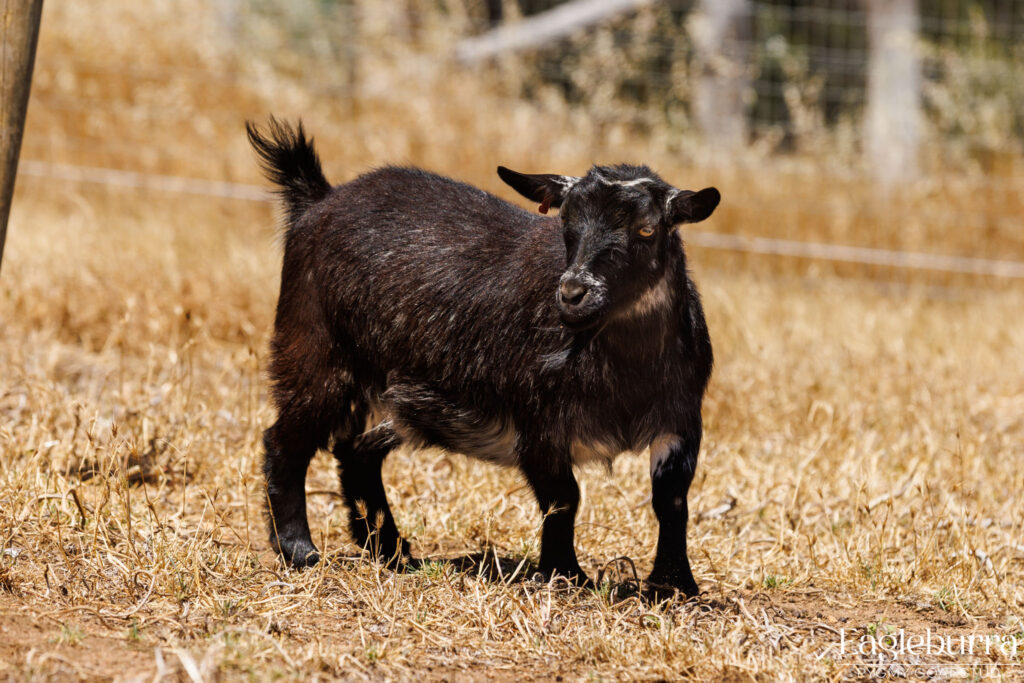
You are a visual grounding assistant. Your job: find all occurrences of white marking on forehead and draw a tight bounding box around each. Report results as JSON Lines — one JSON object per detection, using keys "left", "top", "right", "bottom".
{"left": 622, "top": 276, "right": 672, "bottom": 319}
{"left": 649, "top": 434, "right": 680, "bottom": 478}
{"left": 593, "top": 174, "right": 655, "bottom": 188}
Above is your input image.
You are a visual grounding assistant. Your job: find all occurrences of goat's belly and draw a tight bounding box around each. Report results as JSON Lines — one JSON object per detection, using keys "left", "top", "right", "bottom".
{"left": 570, "top": 439, "right": 632, "bottom": 467}
{"left": 393, "top": 416, "right": 519, "bottom": 466}
{"left": 382, "top": 381, "right": 519, "bottom": 466}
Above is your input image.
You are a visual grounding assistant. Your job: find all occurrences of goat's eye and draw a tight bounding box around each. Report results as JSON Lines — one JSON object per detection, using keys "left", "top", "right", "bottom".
{"left": 637, "top": 225, "right": 656, "bottom": 238}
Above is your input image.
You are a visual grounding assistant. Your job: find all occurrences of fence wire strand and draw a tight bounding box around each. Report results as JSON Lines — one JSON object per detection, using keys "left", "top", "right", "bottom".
{"left": 18, "top": 159, "right": 1024, "bottom": 280}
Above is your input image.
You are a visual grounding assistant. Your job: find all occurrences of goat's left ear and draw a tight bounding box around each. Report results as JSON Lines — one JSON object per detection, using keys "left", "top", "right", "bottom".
{"left": 667, "top": 187, "right": 721, "bottom": 225}
{"left": 497, "top": 166, "right": 579, "bottom": 214}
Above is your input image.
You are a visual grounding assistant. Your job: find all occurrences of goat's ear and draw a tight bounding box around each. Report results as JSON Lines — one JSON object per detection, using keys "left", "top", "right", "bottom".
{"left": 667, "top": 187, "right": 720, "bottom": 225}
{"left": 497, "top": 166, "right": 579, "bottom": 214}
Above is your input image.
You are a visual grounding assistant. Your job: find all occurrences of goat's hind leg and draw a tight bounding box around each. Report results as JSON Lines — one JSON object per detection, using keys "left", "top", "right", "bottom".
{"left": 263, "top": 351, "right": 349, "bottom": 568}
{"left": 334, "top": 415, "right": 409, "bottom": 565}
{"left": 263, "top": 411, "right": 329, "bottom": 568}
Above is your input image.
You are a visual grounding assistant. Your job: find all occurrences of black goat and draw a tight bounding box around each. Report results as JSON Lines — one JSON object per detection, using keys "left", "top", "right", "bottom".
{"left": 247, "top": 118, "right": 720, "bottom": 596}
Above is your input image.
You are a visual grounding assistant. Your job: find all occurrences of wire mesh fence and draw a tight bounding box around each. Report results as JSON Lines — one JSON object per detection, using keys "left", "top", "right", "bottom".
{"left": 15, "top": 0, "right": 1024, "bottom": 285}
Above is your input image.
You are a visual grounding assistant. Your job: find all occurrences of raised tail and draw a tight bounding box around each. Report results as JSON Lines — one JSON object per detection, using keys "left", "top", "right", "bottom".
{"left": 246, "top": 116, "right": 331, "bottom": 227}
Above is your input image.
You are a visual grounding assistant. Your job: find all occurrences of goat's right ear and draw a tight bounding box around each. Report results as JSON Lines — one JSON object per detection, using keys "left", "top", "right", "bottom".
{"left": 667, "top": 187, "right": 721, "bottom": 226}
{"left": 497, "top": 166, "right": 579, "bottom": 214}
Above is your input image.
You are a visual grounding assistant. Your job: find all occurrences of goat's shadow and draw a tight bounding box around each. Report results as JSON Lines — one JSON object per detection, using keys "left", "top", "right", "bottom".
{"left": 320, "top": 549, "right": 701, "bottom": 604}
{"left": 316, "top": 547, "right": 538, "bottom": 584}
{"left": 405, "top": 549, "right": 541, "bottom": 585}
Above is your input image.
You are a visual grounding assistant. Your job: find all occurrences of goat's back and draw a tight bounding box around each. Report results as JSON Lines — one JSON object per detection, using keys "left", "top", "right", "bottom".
{"left": 283, "top": 167, "right": 566, "bottom": 392}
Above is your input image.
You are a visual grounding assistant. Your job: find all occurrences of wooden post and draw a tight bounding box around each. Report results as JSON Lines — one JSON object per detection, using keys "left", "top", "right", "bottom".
{"left": 690, "top": 0, "right": 750, "bottom": 151}
{"left": 865, "top": 0, "right": 920, "bottom": 182}
{"left": 0, "top": 0, "right": 44, "bottom": 275}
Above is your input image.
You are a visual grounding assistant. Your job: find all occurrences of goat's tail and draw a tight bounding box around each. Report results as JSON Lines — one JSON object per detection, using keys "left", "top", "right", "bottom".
{"left": 246, "top": 116, "right": 331, "bottom": 227}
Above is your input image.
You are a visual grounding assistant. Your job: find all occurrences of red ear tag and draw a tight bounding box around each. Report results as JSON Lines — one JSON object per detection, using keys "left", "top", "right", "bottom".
{"left": 538, "top": 195, "right": 552, "bottom": 214}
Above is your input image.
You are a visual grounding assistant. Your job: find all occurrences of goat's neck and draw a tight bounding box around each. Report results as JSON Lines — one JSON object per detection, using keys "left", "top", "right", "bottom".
{"left": 595, "top": 276, "right": 686, "bottom": 359}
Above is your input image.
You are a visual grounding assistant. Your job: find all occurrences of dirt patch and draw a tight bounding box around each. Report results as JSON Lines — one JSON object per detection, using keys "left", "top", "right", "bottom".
{"left": 0, "top": 599, "right": 155, "bottom": 680}
{"left": 1, "top": 585, "right": 1019, "bottom": 681}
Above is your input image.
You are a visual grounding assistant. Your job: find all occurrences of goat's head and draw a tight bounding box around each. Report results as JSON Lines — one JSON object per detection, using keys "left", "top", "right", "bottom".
{"left": 498, "top": 164, "right": 720, "bottom": 331}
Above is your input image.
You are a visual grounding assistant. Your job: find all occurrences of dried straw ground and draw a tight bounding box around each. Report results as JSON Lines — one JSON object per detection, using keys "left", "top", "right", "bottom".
{"left": 2, "top": 2, "right": 1023, "bottom": 680}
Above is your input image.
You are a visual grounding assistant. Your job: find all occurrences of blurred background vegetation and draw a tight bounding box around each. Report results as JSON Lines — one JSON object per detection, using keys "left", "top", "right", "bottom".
{"left": 224, "top": 0, "right": 1024, "bottom": 170}
{"left": 13, "top": 0, "right": 1024, "bottom": 278}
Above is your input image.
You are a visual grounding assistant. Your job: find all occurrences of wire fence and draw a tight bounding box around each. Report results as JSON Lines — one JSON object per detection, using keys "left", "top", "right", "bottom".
{"left": 19, "top": 158, "right": 1024, "bottom": 281}
{"left": 16, "top": 0, "right": 1024, "bottom": 285}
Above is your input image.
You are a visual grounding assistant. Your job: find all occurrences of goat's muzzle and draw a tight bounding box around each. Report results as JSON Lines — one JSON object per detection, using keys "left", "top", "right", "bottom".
{"left": 557, "top": 270, "right": 606, "bottom": 330}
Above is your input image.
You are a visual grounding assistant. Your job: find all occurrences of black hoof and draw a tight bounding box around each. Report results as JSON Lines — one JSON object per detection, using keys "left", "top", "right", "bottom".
{"left": 644, "top": 572, "right": 699, "bottom": 601}
{"left": 536, "top": 565, "right": 594, "bottom": 590}
{"left": 362, "top": 535, "right": 411, "bottom": 568}
{"left": 278, "top": 539, "right": 320, "bottom": 568}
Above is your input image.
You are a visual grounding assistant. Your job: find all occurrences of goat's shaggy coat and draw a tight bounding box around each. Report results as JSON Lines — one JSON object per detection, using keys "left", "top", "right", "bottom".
{"left": 248, "top": 118, "right": 720, "bottom": 595}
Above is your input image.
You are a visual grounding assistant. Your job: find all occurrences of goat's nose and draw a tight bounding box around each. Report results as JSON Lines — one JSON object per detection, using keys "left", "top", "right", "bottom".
{"left": 559, "top": 279, "right": 589, "bottom": 307}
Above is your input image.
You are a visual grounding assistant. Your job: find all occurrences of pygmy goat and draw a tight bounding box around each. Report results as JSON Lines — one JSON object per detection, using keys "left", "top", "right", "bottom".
{"left": 247, "top": 118, "right": 720, "bottom": 596}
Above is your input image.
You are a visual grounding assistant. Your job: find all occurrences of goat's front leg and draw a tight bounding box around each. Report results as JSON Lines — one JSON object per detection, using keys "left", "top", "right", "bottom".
{"left": 520, "top": 454, "right": 592, "bottom": 587}
{"left": 647, "top": 426, "right": 701, "bottom": 597}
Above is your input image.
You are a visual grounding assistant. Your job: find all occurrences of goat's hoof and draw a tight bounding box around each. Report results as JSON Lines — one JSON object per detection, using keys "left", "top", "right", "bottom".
{"left": 644, "top": 573, "right": 699, "bottom": 602}
{"left": 534, "top": 566, "right": 594, "bottom": 590}
{"left": 363, "top": 538, "right": 411, "bottom": 570}
{"left": 570, "top": 573, "right": 596, "bottom": 591}
{"left": 278, "top": 541, "right": 321, "bottom": 569}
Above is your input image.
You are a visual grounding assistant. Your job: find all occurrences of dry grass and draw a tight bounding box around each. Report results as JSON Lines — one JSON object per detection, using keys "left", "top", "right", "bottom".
{"left": 2, "top": 1, "right": 1023, "bottom": 680}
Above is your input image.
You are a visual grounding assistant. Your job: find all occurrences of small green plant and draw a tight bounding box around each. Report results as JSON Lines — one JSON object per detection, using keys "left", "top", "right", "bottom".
{"left": 594, "top": 581, "right": 612, "bottom": 601}
{"left": 174, "top": 573, "right": 194, "bottom": 603}
{"left": 866, "top": 621, "right": 893, "bottom": 636}
{"left": 763, "top": 575, "right": 789, "bottom": 589}
{"left": 365, "top": 644, "right": 379, "bottom": 663}
{"left": 413, "top": 560, "right": 447, "bottom": 580}
{"left": 53, "top": 624, "right": 84, "bottom": 645}
{"left": 935, "top": 586, "right": 954, "bottom": 612}
{"left": 127, "top": 618, "right": 142, "bottom": 641}
{"left": 511, "top": 538, "right": 537, "bottom": 563}
{"left": 219, "top": 598, "right": 242, "bottom": 617}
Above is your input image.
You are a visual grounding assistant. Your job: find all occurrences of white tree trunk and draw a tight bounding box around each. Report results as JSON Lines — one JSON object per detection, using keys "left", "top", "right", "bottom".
{"left": 690, "top": 0, "right": 750, "bottom": 150}
{"left": 865, "top": 0, "right": 921, "bottom": 182}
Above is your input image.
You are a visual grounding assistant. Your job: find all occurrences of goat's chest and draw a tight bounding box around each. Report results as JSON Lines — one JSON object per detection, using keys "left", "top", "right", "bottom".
{"left": 560, "top": 349, "right": 699, "bottom": 465}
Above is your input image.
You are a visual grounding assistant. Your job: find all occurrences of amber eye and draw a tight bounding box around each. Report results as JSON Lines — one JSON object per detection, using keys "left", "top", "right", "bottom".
{"left": 637, "top": 225, "right": 656, "bottom": 238}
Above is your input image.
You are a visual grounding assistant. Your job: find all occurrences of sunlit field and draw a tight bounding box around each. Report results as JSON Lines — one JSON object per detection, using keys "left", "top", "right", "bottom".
{"left": 2, "top": 2, "right": 1023, "bottom": 680}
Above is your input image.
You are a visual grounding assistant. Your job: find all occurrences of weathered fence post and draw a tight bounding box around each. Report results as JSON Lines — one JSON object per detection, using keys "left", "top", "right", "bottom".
{"left": 690, "top": 0, "right": 751, "bottom": 151}
{"left": 865, "top": 0, "right": 920, "bottom": 182}
{"left": 0, "top": 0, "right": 45, "bottom": 275}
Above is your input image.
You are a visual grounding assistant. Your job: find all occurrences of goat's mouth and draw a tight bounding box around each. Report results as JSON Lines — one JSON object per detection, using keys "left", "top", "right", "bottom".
{"left": 557, "top": 299, "right": 607, "bottom": 332}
